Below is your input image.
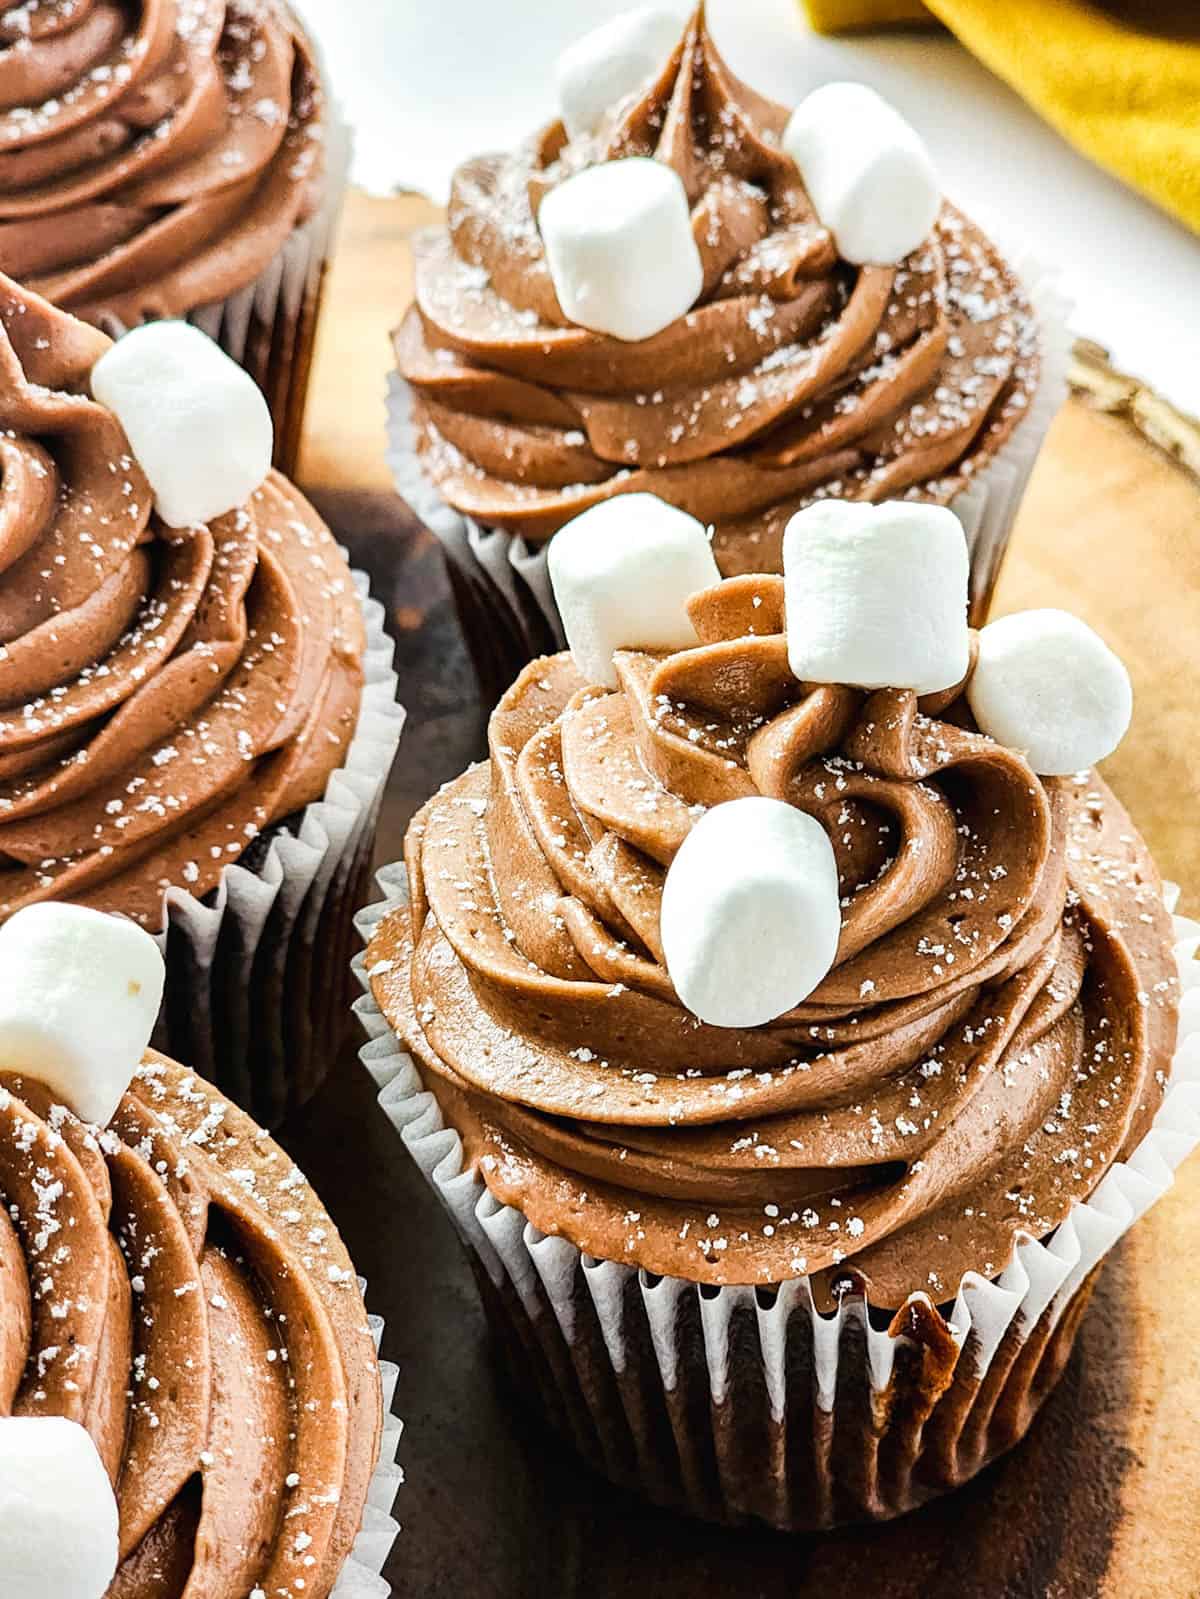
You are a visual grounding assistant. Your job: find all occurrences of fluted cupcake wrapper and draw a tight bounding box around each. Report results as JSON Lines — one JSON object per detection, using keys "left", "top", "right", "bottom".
{"left": 332, "top": 1288, "right": 404, "bottom": 1598}
{"left": 387, "top": 258, "right": 1072, "bottom": 701}
{"left": 949, "top": 256, "right": 1073, "bottom": 627}
{"left": 351, "top": 862, "right": 1200, "bottom": 1531}
{"left": 98, "top": 42, "right": 351, "bottom": 481}
{"left": 148, "top": 571, "right": 405, "bottom": 1130}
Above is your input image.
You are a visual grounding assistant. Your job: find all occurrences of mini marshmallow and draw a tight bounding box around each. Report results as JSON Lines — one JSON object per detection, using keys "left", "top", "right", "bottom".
{"left": 0, "top": 1417, "right": 119, "bottom": 1599}
{"left": 0, "top": 903, "right": 165, "bottom": 1126}
{"left": 548, "top": 493, "right": 720, "bottom": 687}
{"left": 661, "top": 797, "right": 841, "bottom": 1029}
{"left": 538, "top": 157, "right": 703, "bottom": 342}
{"left": 967, "top": 608, "right": 1133, "bottom": 775}
{"left": 91, "top": 320, "right": 273, "bottom": 528}
{"left": 556, "top": 7, "right": 681, "bottom": 139}
{"left": 783, "top": 500, "right": 969, "bottom": 696}
{"left": 783, "top": 82, "right": 940, "bottom": 265}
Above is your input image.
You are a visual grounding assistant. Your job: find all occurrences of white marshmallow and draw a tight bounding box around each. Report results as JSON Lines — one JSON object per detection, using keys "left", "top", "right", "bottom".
{"left": 0, "top": 903, "right": 165, "bottom": 1126}
{"left": 783, "top": 82, "right": 940, "bottom": 265}
{"left": 548, "top": 493, "right": 720, "bottom": 687}
{"left": 661, "top": 797, "right": 841, "bottom": 1028}
{"left": 556, "top": 7, "right": 682, "bottom": 139}
{"left": 0, "top": 1417, "right": 119, "bottom": 1599}
{"left": 91, "top": 321, "right": 273, "bottom": 528}
{"left": 538, "top": 158, "right": 703, "bottom": 342}
{"left": 783, "top": 500, "right": 969, "bottom": 695}
{"left": 967, "top": 608, "right": 1132, "bottom": 775}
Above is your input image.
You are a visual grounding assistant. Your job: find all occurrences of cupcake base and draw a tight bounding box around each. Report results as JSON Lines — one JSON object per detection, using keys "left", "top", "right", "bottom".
{"left": 151, "top": 572, "right": 406, "bottom": 1130}
{"left": 387, "top": 259, "right": 1072, "bottom": 703}
{"left": 353, "top": 864, "right": 1200, "bottom": 1532}
{"left": 464, "top": 1232, "right": 1099, "bottom": 1531}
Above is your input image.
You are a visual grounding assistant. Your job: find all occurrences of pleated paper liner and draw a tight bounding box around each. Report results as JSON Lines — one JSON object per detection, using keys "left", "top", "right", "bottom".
{"left": 97, "top": 25, "right": 351, "bottom": 481}
{"left": 387, "top": 259, "right": 1072, "bottom": 704}
{"left": 148, "top": 571, "right": 405, "bottom": 1131}
{"left": 352, "top": 863, "right": 1200, "bottom": 1531}
{"left": 334, "top": 1286, "right": 404, "bottom": 1598}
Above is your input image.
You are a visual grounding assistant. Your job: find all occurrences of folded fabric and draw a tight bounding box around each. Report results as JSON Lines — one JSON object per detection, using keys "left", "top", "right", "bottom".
{"left": 799, "top": 0, "right": 1200, "bottom": 235}
{"left": 802, "top": 0, "right": 928, "bottom": 24}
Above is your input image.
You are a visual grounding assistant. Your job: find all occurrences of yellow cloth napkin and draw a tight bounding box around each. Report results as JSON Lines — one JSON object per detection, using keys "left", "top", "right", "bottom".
{"left": 799, "top": 0, "right": 1200, "bottom": 235}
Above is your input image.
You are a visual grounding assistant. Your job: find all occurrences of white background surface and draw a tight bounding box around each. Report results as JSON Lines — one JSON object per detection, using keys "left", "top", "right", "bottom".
{"left": 299, "top": 0, "right": 1199, "bottom": 411}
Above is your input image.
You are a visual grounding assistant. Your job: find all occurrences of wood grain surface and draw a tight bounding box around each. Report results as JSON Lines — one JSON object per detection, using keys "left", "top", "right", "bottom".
{"left": 284, "top": 191, "right": 1200, "bottom": 1599}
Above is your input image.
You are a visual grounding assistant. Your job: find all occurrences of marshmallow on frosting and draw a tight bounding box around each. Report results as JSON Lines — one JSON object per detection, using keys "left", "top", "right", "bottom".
{"left": 538, "top": 157, "right": 704, "bottom": 342}
{"left": 968, "top": 608, "right": 1133, "bottom": 775}
{"left": 661, "top": 797, "right": 841, "bottom": 1029}
{"left": 0, "top": 1416, "right": 119, "bottom": 1599}
{"left": 548, "top": 492, "right": 720, "bottom": 687}
{"left": 783, "top": 500, "right": 970, "bottom": 695}
{"left": 0, "top": 903, "right": 164, "bottom": 1126}
{"left": 555, "top": 7, "right": 682, "bottom": 139}
{"left": 783, "top": 82, "right": 940, "bottom": 265}
{"left": 91, "top": 320, "right": 273, "bottom": 528}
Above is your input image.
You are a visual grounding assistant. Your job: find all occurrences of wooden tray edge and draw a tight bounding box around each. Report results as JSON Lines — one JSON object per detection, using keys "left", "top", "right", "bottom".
{"left": 1070, "top": 339, "right": 1200, "bottom": 482}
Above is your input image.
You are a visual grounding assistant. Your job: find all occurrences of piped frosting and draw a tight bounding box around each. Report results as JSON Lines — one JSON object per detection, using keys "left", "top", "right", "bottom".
{"left": 0, "top": 0, "right": 326, "bottom": 323}
{"left": 397, "top": 4, "right": 1038, "bottom": 572}
{"left": 0, "top": 1051, "right": 382, "bottom": 1597}
{"left": 0, "top": 275, "right": 363, "bottom": 925}
{"left": 370, "top": 576, "right": 1178, "bottom": 1306}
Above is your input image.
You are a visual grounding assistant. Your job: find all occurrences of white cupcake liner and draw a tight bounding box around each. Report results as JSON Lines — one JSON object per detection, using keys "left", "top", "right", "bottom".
{"left": 100, "top": 23, "right": 352, "bottom": 479}
{"left": 332, "top": 1288, "right": 403, "bottom": 1598}
{"left": 149, "top": 569, "right": 406, "bottom": 1130}
{"left": 951, "top": 253, "right": 1073, "bottom": 620}
{"left": 351, "top": 861, "right": 1200, "bottom": 1529}
{"left": 386, "top": 257, "right": 1073, "bottom": 687}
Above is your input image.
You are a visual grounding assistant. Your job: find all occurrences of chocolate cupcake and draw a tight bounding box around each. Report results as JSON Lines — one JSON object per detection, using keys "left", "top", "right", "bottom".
{"left": 0, "top": 276, "right": 404, "bottom": 1126}
{"left": 388, "top": 4, "right": 1069, "bottom": 694}
{"left": 0, "top": 1, "right": 346, "bottom": 476}
{"left": 0, "top": 902, "right": 400, "bottom": 1598}
{"left": 357, "top": 499, "right": 1198, "bottom": 1529}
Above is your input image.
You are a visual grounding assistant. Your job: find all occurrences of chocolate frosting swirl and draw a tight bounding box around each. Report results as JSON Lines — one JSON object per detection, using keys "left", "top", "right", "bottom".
{"left": 0, "top": 1051, "right": 382, "bottom": 1598}
{"left": 0, "top": 0, "right": 325, "bottom": 321}
{"left": 397, "top": 5, "right": 1039, "bottom": 574}
{"left": 0, "top": 275, "right": 364, "bottom": 925}
{"left": 370, "top": 576, "right": 1179, "bottom": 1306}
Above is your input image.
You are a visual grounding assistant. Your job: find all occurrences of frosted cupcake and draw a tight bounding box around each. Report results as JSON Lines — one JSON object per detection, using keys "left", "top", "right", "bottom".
{"left": 0, "top": 903, "right": 400, "bottom": 1598}
{"left": 0, "top": 276, "right": 404, "bottom": 1126}
{"left": 0, "top": 1, "right": 345, "bottom": 475}
{"left": 389, "top": 3, "right": 1068, "bottom": 690}
{"left": 357, "top": 495, "right": 1198, "bottom": 1529}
